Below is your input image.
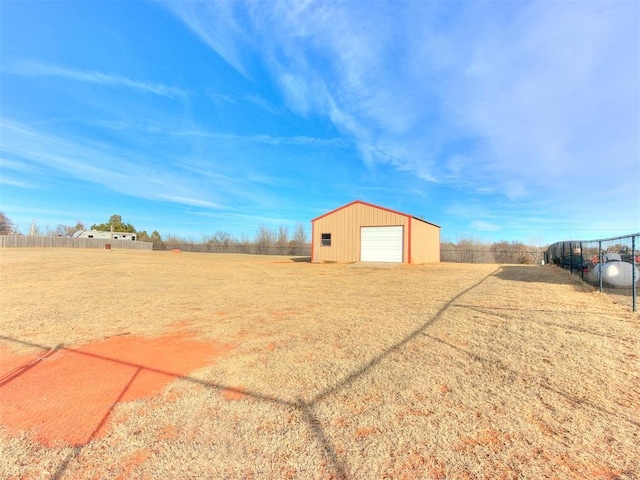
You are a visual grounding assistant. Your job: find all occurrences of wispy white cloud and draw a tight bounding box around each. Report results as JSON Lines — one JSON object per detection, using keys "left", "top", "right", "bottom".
{"left": 452, "top": 2, "right": 639, "bottom": 191}
{"left": 166, "top": 127, "right": 349, "bottom": 148}
{"left": 1, "top": 157, "right": 36, "bottom": 173}
{"left": 7, "top": 60, "right": 188, "bottom": 99}
{"left": 1, "top": 117, "right": 328, "bottom": 216}
{"left": 243, "top": 94, "right": 279, "bottom": 115}
{"left": 1, "top": 157, "right": 38, "bottom": 189}
{"left": 0, "top": 118, "right": 225, "bottom": 209}
{"left": 470, "top": 220, "right": 500, "bottom": 232}
{"left": 160, "top": 0, "right": 639, "bottom": 217}
{"left": 0, "top": 176, "right": 35, "bottom": 188}
{"left": 3, "top": 1, "right": 636, "bottom": 241}
{"left": 160, "top": 196, "right": 222, "bottom": 209}
{"left": 159, "top": 0, "right": 254, "bottom": 79}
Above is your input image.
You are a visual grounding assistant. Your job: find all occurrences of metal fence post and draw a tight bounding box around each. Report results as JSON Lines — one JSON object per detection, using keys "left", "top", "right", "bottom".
{"left": 598, "top": 241, "right": 603, "bottom": 293}
{"left": 569, "top": 242, "right": 573, "bottom": 274}
{"left": 545, "top": 233, "right": 639, "bottom": 312}
{"left": 633, "top": 235, "right": 637, "bottom": 313}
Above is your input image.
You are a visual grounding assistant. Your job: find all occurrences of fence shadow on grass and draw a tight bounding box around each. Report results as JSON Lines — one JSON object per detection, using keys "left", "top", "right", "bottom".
{"left": 0, "top": 267, "right": 500, "bottom": 480}
{"left": 496, "top": 265, "right": 637, "bottom": 311}
{"left": 0, "top": 335, "right": 339, "bottom": 479}
{"left": 0, "top": 343, "right": 63, "bottom": 387}
{"left": 452, "top": 304, "right": 634, "bottom": 343}
{"left": 493, "top": 265, "right": 595, "bottom": 289}
{"left": 422, "top": 333, "right": 639, "bottom": 429}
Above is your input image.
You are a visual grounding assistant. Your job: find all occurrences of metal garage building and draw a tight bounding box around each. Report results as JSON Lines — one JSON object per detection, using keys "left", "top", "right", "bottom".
{"left": 311, "top": 201, "right": 440, "bottom": 264}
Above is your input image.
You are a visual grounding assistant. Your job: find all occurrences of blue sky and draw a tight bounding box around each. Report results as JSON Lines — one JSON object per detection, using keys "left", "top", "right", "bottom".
{"left": 1, "top": 0, "right": 638, "bottom": 244}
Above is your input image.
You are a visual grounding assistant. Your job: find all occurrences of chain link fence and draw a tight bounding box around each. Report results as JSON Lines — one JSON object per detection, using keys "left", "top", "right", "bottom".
{"left": 441, "top": 249, "right": 544, "bottom": 265}
{"left": 162, "top": 243, "right": 312, "bottom": 257}
{"left": 545, "top": 233, "right": 639, "bottom": 312}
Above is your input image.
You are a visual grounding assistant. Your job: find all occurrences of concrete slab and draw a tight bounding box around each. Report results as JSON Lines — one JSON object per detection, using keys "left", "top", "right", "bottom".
{"left": 347, "top": 262, "right": 402, "bottom": 269}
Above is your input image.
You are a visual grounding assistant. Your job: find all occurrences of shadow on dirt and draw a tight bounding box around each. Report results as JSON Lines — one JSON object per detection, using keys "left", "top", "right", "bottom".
{"left": 290, "top": 256, "right": 311, "bottom": 263}
{"left": 494, "top": 265, "right": 593, "bottom": 288}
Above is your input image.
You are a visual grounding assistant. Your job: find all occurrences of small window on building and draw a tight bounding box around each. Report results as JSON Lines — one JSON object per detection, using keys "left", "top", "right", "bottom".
{"left": 88, "top": 235, "right": 93, "bottom": 238}
{"left": 321, "top": 233, "right": 332, "bottom": 246}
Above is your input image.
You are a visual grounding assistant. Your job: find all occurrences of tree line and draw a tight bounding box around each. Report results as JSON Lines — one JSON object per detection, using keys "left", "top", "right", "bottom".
{"left": 0, "top": 212, "right": 309, "bottom": 255}
{"left": 1, "top": 211, "right": 545, "bottom": 262}
{"left": 441, "top": 238, "right": 545, "bottom": 264}
{"left": 164, "top": 223, "right": 309, "bottom": 255}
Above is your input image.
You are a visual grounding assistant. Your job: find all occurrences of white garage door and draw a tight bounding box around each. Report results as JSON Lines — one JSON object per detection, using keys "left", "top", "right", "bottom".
{"left": 360, "top": 226, "right": 403, "bottom": 262}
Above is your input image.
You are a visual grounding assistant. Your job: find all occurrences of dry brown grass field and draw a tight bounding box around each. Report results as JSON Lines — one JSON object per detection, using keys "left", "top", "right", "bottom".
{"left": 0, "top": 248, "right": 638, "bottom": 479}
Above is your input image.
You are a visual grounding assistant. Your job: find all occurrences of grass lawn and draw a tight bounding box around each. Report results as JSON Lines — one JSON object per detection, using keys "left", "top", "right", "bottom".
{"left": 0, "top": 249, "right": 638, "bottom": 479}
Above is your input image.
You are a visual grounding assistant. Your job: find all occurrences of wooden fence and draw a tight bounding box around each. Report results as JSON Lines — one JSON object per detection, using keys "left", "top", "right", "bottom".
{"left": 0, "top": 235, "right": 153, "bottom": 250}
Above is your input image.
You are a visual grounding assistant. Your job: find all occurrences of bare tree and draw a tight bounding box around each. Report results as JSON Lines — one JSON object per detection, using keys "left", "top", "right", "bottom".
{"left": 255, "top": 225, "right": 276, "bottom": 255}
{"left": 441, "top": 238, "right": 541, "bottom": 264}
{"left": 491, "top": 241, "right": 534, "bottom": 264}
{"left": 291, "top": 223, "right": 308, "bottom": 255}
{"left": 0, "top": 212, "right": 13, "bottom": 235}
{"left": 53, "top": 221, "right": 86, "bottom": 236}
{"left": 214, "top": 231, "right": 233, "bottom": 251}
{"left": 455, "top": 238, "right": 487, "bottom": 263}
{"left": 163, "top": 234, "right": 185, "bottom": 249}
{"left": 277, "top": 225, "right": 289, "bottom": 255}
{"left": 29, "top": 219, "right": 41, "bottom": 237}
{"left": 237, "top": 233, "right": 251, "bottom": 253}
{"left": 55, "top": 224, "right": 68, "bottom": 236}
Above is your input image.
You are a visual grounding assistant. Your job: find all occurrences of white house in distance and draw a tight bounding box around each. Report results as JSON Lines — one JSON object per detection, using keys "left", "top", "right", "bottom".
{"left": 72, "top": 230, "right": 137, "bottom": 241}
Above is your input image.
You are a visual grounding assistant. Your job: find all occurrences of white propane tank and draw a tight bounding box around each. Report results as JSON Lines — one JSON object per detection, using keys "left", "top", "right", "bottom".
{"left": 593, "top": 262, "right": 640, "bottom": 287}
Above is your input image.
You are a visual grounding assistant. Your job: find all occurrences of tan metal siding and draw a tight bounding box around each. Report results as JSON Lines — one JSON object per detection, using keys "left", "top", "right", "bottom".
{"left": 410, "top": 218, "right": 441, "bottom": 263}
{"left": 312, "top": 203, "right": 409, "bottom": 263}
{"left": 311, "top": 201, "right": 441, "bottom": 264}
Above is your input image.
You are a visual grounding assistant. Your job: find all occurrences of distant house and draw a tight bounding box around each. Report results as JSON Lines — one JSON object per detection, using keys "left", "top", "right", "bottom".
{"left": 311, "top": 200, "right": 440, "bottom": 264}
{"left": 72, "top": 230, "right": 137, "bottom": 241}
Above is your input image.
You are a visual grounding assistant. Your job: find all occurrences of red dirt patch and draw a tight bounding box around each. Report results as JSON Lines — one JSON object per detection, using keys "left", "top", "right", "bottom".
{"left": 354, "top": 426, "right": 378, "bottom": 439}
{"left": 455, "top": 429, "right": 509, "bottom": 453}
{"left": 116, "top": 449, "right": 152, "bottom": 480}
{"left": 0, "top": 333, "right": 231, "bottom": 447}
{"left": 157, "top": 425, "right": 179, "bottom": 441}
{"left": 439, "top": 384, "right": 451, "bottom": 394}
